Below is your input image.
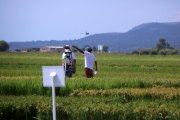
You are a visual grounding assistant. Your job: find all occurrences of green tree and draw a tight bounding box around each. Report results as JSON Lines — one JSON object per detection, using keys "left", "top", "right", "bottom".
{"left": 156, "top": 38, "right": 173, "bottom": 51}
{"left": 102, "top": 45, "right": 109, "bottom": 52}
{"left": 0, "top": 40, "right": 9, "bottom": 51}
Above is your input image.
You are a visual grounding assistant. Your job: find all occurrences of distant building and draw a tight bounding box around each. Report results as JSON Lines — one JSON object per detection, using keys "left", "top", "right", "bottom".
{"left": 40, "top": 46, "right": 63, "bottom": 52}
{"left": 15, "top": 48, "right": 40, "bottom": 52}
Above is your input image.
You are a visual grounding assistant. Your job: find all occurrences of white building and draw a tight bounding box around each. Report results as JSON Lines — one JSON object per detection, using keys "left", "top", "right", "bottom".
{"left": 40, "top": 46, "right": 63, "bottom": 52}
{"left": 98, "top": 45, "right": 103, "bottom": 51}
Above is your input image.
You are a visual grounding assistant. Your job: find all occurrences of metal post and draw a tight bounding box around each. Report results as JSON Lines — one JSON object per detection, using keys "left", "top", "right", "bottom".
{"left": 50, "top": 72, "right": 57, "bottom": 120}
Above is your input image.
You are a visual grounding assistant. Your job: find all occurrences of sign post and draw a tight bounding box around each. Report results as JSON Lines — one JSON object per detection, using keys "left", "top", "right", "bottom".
{"left": 42, "top": 66, "right": 65, "bottom": 120}
{"left": 50, "top": 72, "right": 57, "bottom": 120}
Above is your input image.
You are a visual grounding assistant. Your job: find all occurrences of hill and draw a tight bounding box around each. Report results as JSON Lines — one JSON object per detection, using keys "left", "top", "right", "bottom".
{"left": 9, "top": 22, "right": 180, "bottom": 52}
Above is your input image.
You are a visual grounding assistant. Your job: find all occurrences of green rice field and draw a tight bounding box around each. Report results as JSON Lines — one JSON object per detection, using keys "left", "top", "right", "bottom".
{"left": 0, "top": 52, "right": 179, "bottom": 120}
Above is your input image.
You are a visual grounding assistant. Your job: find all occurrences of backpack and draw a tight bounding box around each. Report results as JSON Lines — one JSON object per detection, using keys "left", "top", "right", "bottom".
{"left": 64, "top": 51, "right": 72, "bottom": 65}
{"left": 63, "top": 50, "right": 73, "bottom": 77}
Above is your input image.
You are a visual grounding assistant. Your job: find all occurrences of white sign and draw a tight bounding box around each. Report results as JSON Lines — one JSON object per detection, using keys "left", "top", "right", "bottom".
{"left": 42, "top": 66, "right": 65, "bottom": 87}
{"left": 98, "top": 45, "right": 103, "bottom": 51}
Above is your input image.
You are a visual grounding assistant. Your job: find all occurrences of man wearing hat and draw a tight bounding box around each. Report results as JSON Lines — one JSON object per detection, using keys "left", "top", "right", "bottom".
{"left": 72, "top": 45, "right": 97, "bottom": 78}
{"left": 62, "top": 45, "right": 76, "bottom": 77}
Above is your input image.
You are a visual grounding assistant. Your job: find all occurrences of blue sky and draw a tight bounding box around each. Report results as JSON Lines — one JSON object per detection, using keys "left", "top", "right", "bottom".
{"left": 0, "top": 0, "right": 180, "bottom": 42}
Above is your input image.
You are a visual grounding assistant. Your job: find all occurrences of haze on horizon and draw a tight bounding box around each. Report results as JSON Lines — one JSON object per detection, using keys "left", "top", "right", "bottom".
{"left": 0, "top": 0, "right": 180, "bottom": 42}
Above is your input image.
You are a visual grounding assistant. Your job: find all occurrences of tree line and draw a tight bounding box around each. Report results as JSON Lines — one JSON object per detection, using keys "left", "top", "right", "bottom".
{"left": 0, "top": 40, "right": 110, "bottom": 53}
{"left": 1, "top": 39, "right": 179, "bottom": 55}
{"left": 132, "top": 38, "right": 178, "bottom": 55}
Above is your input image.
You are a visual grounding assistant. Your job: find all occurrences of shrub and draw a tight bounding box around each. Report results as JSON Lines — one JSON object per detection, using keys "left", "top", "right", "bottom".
{"left": 150, "top": 49, "right": 158, "bottom": 55}
{"left": 158, "top": 49, "right": 177, "bottom": 55}
{"left": 140, "top": 49, "right": 151, "bottom": 55}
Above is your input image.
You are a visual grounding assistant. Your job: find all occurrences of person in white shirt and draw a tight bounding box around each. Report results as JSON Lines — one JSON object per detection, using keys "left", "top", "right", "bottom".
{"left": 62, "top": 45, "right": 76, "bottom": 77}
{"left": 72, "top": 45, "right": 97, "bottom": 78}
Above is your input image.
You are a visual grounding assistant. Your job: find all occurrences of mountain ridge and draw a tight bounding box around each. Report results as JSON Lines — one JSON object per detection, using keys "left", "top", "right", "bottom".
{"left": 9, "top": 22, "right": 180, "bottom": 52}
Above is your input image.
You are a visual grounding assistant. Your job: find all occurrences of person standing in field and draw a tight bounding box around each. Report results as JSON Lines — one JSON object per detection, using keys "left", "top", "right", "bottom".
{"left": 72, "top": 45, "right": 97, "bottom": 78}
{"left": 62, "top": 45, "right": 76, "bottom": 77}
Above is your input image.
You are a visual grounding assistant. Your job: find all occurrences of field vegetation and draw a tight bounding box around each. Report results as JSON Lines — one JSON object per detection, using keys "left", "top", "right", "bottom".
{"left": 0, "top": 52, "right": 179, "bottom": 120}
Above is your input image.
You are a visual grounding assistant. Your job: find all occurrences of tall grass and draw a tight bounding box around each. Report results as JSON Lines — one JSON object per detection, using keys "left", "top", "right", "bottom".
{"left": 0, "top": 95, "right": 179, "bottom": 120}
{"left": 0, "top": 52, "right": 180, "bottom": 119}
{"left": 0, "top": 52, "right": 180, "bottom": 95}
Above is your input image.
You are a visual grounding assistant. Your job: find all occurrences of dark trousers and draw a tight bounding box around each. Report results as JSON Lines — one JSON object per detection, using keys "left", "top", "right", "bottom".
{"left": 85, "top": 68, "right": 93, "bottom": 78}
